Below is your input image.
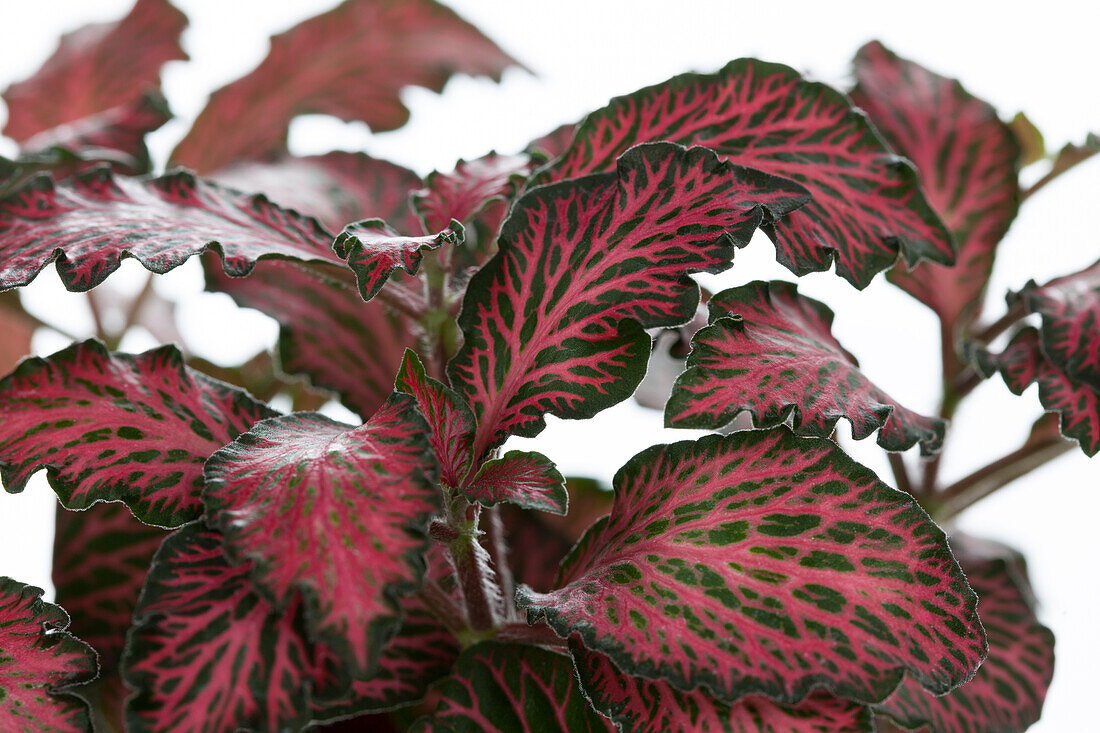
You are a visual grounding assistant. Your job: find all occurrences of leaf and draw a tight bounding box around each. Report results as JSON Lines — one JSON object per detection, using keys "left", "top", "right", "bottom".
{"left": 413, "top": 153, "right": 533, "bottom": 233}
{"left": 1011, "top": 258, "right": 1100, "bottom": 390}
{"left": 1008, "top": 112, "right": 1046, "bottom": 167}
{"left": 1, "top": 0, "right": 187, "bottom": 142}
{"left": 0, "top": 296, "right": 35, "bottom": 375}
{"left": 525, "top": 123, "right": 578, "bottom": 160}
{"left": 875, "top": 534, "right": 1055, "bottom": 733}
{"left": 334, "top": 219, "right": 464, "bottom": 302}
{"left": 666, "top": 281, "right": 945, "bottom": 455}
{"left": 311, "top": 594, "right": 459, "bottom": 721}
{"left": 971, "top": 327, "right": 1100, "bottom": 456}
{"left": 395, "top": 349, "right": 476, "bottom": 488}
{"left": 212, "top": 152, "right": 423, "bottom": 233}
{"left": 0, "top": 168, "right": 338, "bottom": 293}
{"left": 448, "top": 142, "right": 810, "bottom": 458}
{"left": 534, "top": 58, "right": 953, "bottom": 288}
{"left": 0, "top": 577, "right": 97, "bottom": 733}
{"left": 466, "top": 450, "right": 567, "bottom": 514}
{"left": 849, "top": 41, "right": 1021, "bottom": 335}
{"left": 202, "top": 395, "right": 439, "bottom": 674}
{"left": 122, "top": 524, "right": 315, "bottom": 733}
{"left": 572, "top": 643, "right": 873, "bottom": 733}
{"left": 0, "top": 340, "right": 276, "bottom": 526}
{"left": 411, "top": 642, "right": 615, "bottom": 732}
{"left": 170, "top": 0, "right": 521, "bottom": 174}
{"left": 518, "top": 429, "right": 985, "bottom": 704}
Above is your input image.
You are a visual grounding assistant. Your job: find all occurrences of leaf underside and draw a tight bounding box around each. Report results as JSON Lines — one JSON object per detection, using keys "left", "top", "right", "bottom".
{"left": 519, "top": 429, "right": 985, "bottom": 705}
{"left": 412, "top": 642, "right": 615, "bottom": 732}
{"left": 170, "top": 0, "right": 520, "bottom": 174}
{"left": 666, "top": 280, "right": 945, "bottom": 455}
{"left": 535, "top": 57, "right": 954, "bottom": 288}
{"left": 875, "top": 534, "right": 1055, "bottom": 733}
{"left": 203, "top": 396, "right": 439, "bottom": 675}
{"left": 448, "top": 142, "right": 810, "bottom": 458}
{"left": 850, "top": 41, "right": 1021, "bottom": 336}
{"left": 573, "top": 642, "right": 872, "bottom": 733}
{"left": 0, "top": 340, "right": 276, "bottom": 526}
{"left": 0, "top": 577, "right": 97, "bottom": 733}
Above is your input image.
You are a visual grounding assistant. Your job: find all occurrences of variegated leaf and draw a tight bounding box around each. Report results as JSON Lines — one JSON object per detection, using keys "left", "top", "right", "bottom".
{"left": 171, "top": 0, "right": 520, "bottom": 174}
{"left": 448, "top": 142, "right": 810, "bottom": 458}
{"left": 333, "top": 219, "right": 464, "bottom": 302}
{"left": 850, "top": 41, "right": 1021, "bottom": 336}
{"left": 1011, "top": 258, "right": 1100, "bottom": 390}
{"left": 1, "top": 0, "right": 186, "bottom": 142}
{"left": 411, "top": 642, "right": 614, "bottom": 732}
{"left": 0, "top": 340, "right": 276, "bottom": 526}
{"left": 0, "top": 168, "right": 336, "bottom": 292}
{"left": 665, "top": 281, "right": 945, "bottom": 454}
{"left": 573, "top": 642, "right": 872, "bottom": 733}
{"left": 972, "top": 327, "right": 1100, "bottom": 456}
{"left": 0, "top": 577, "right": 97, "bottom": 733}
{"left": 202, "top": 396, "right": 439, "bottom": 674}
{"left": 535, "top": 59, "right": 953, "bottom": 288}
{"left": 122, "top": 524, "right": 315, "bottom": 733}
{"left": 875, "top": 534, "right": 1054, "bottom": 733}
{"left": 413, "top": 153, "right": 533, "bottom": 233}
{"left": 518, "top": 430, "right": 985, "bottom": 704}
{"left": 466, "top": 450, "right": 567, "bottom": 515}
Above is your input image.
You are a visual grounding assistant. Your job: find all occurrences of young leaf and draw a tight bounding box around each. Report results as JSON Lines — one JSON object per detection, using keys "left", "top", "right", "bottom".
{"left": 333, "top": 219, "right": 464, "bottom": 302}
{"left": 535, "top": 59, "right": 953, "bottom": 288}
{"left": 202, "top": 396, "right": 439, "bottom": 674}
{"left": 413, "top": 153, "right": 533, "bottom": 233}
{"left": 0, "top": 340, "right": 276, "bottom": 526}
{"left": 875, "top": 534, "right": 1055, "bottom": 733}
{"left": 0, "top": 168, "right": 336, "bottom": 292}
{"left": 518, "top": 429, "right": 985, "bottom": 704}
{"left": 572, "top": 643, "right": 873, "bottom": 733}
{"left": 123, "top": 524, "right": 315, "bottom": 733}
{"left": 212, "top": 152, "right": 423, "bottom": 233}
{"left": 1011, "top": 259, "right": 1100, "bottom": 390}
{"left": 411, "top": 642, "right": 615, "bottom": 732}
{"left": 170, "top": 0, "right": 521, "bottom": 174}
{"left": 971, "top": 327, "right": 1100, "bottom": 456}
{"left": 311, "top": 594, "right": 459, "bottom": 722}
{"left": 0, "top": 577, "right": 97, "bottom": 733}
{"left": 666, "top": 281, "right": 945, "bottom": 455}
{"left": 849, "top": 41, "right": 1021, "bottom": 334}
{"left": 466, "top": 450, "right": 568, "bottom": 515}
{"left": 395, "top": 349, "right": 476, "bottom": 488}
{"left": 1, "top": 0, "right": 186, "bottom": 142}
{"left": 449, "top": 142, "right": 810, "bottom": 458}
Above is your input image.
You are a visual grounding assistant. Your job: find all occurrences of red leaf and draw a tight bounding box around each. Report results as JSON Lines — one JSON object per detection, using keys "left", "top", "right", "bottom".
{"left": 448, "top": 142, "right": 809, "bottom": 458}
{"left": 170, "top": 0, "right": 521, "bottom": 174}
{"left": 466, "top": 450, "right": 567, "bottom": 515}
{"left": 0, "top": 340, "right": 276, "bottom": 526}
{"left": 666, "top": 281, "right": 945, "bottom": 454}
{"left": 413, "top": 153, "right": 533, "bottom": 233}
{"left": 875, "top": 534, "right": 1055, "bottom": 733}
{"left": 573, "top": 643, "right": 872, "bottom": 733}
{"left": 122, "top": 525, "right": 316, "bottom": 732}
{"left": 0, "top": 301, "right": 34, "bottom": 376}
{"left": 0, "top": 577, "right": 97, "bottom": 733}
{"left": 0, "top": 168, "right": 336, "bottom": 292}
{"left": 518, "top": 430, "right": 985, "bottom": 704}
{"left": 850, "top": 41, "right": 1021, "bottom": 335}
{"left": 1012, "top": 258, "right": 1100, "bottom": 391}
{"left": 202, "top": 396, "right": 439, "bottom": 674}
{"left": 1, "top": 0, "right": 186, "bottom": 142}
{"left": 334, "top": 219, "right": 464, "bottom": 302}
{"left": 535, "top": 58, "right": 953, "bottom": 288}
{"left": 526, "top": 123, "right": 578, "bottom": 160}
{"left": 411, "top": 642, "right": 615, "bottom": 732}
{"left": 972, "top": 327, "right": 1100, "bottom": 456}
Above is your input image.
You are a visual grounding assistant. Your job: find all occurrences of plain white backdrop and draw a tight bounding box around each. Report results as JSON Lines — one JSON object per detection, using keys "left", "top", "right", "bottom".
{"left": 0, "top": 2, "right": 1097, "bottom": 730}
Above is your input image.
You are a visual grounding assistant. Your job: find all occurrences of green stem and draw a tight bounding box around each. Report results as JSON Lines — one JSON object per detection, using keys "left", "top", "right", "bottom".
{"left": 483, "top": 504, "right": 516, "bottom": 621}
{"left": 444, "top": 496, "right": 499, "bottom": 632}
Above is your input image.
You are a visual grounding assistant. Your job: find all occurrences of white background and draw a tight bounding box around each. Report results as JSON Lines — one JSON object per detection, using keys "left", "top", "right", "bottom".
{"left": 0, "top": 2, "right": 1097, "bottom": 730}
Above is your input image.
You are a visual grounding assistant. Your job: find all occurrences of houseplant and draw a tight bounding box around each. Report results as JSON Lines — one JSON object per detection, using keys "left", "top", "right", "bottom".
{"left": 0, "top": 0, "right": 1095, "bottom": 730}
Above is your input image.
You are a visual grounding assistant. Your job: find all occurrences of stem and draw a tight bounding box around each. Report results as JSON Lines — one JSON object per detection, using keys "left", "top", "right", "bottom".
{"left": 496, "top": 622, "right": 567, "bottom": 648}
{"left": 121, "top": 273, "right": 156, "bottom": 334}
{"left": 86, "top": 290, "right": 109, "bottom": 343}
{"left": 417, "top": 578, "right": 466, "bottom": 637}
{"left": 931, "top": 431, "right": 1074, "bottom": 520}
{"left": 1022, "top": 145, "right": 1099, "bottom": 202}
{"left": 445, "top": 497, "right": 499, "bottom": 632}
{"left": 887, "top": 452, "right": 913, "bottom": 496}
{"left": 483, "top": 505, "right": 516, "bottom": 621}
{"left": 972, "top": 301, "right": 1026, "bottom": 346}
